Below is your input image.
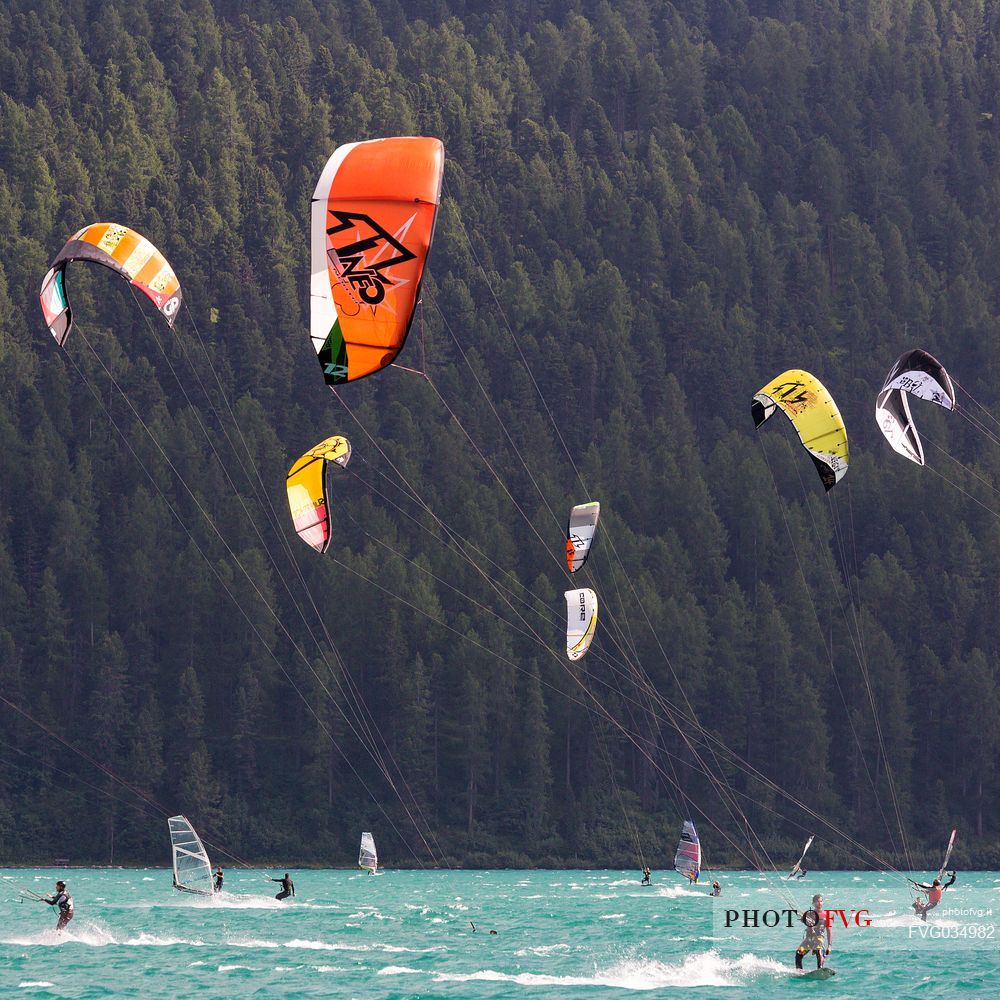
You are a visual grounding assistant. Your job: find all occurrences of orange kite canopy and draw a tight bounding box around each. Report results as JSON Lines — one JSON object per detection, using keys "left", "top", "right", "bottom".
{"left": 40, "top": 223, "right": 182, "bottom": 345}
{"left": 310, "top": 137, "right": 445, "bottom": 385}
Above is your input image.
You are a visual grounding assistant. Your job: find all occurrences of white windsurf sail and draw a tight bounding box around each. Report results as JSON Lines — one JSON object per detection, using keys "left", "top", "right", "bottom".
{"left": 673, "top": 820, "right": 701, "bottom": 881}
{"left": 359, "top": 831, "right": 378, "bottom": 873}
{"left": 787, "top": 834, "right": 815, "bottom": 878}
{"left": 168, "top": 815, "right": 214, "bottom": 895}
{"left": 936, "top": 828, "right": 957, "bottom": 881}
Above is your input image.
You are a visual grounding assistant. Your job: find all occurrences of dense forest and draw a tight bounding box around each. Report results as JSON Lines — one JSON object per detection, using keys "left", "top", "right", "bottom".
{"left": 0, "top": 0, "right": 996, "bottom": 872}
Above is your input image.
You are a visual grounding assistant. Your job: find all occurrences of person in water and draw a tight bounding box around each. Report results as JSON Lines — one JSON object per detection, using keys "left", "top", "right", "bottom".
{"left": 911, "top": 871, "right": 956, "bottom": 921}
{"left": 44, "top": 880, "right": 74, "bottom": 932}
{"left": 641, "top": 866, "right": 651, "bottom": 885}
{"left": 214, "top": 866, "right": 224, "bottom": 892}
{"left": 710, "top": 880, "right": 721, "bottom": 896}
{"left": 794, "top": 893, "right": 831, "bottom": 970}
{"left": 794, "top": 868, "right": 807, "bottom": 879}
{"left": 272, "top": 873, "right": 295, "bottom": 900}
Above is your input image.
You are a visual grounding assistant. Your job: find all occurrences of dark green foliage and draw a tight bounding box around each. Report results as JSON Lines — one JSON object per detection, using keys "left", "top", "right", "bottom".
{"left": 0, "top": 0, "right": 996, "bottom": 869}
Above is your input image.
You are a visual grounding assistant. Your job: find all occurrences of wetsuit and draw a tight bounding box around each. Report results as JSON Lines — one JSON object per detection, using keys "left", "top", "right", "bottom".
{"left": 641, "top": 868, "right": 651, "bottom": 885}
{"left": 912, "top": 873, "right": 956, "bottom": 921}
{"left": 711, "top": 883, "right": 721, "bottom": 897}
{"left": 46, "top": 890, "right": 74, "bottom": 931}
{"left": 273, "top": 875, "right": 295, "bottom": 900}
{"left": 795, "top": 908, "right": 831, "bottom": 969}
{"left": 214, "top": 870, "right": 224, "bottom": 892}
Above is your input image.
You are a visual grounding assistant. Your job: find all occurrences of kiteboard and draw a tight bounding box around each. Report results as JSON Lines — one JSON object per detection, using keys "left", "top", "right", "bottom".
{"left": 793, "top": 968, "right": 835, "bottom": 980}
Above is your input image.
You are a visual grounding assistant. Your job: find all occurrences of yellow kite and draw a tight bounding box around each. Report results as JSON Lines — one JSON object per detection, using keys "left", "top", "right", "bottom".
{"left": 752, "top": 370, "right": 849, "bottom": 490}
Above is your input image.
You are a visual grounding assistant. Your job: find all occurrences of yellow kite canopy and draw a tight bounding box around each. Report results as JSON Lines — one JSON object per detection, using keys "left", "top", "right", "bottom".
{"left": 310, "top": 136, "right": 445, "bottom": 385}
{"left": 286, "top": 436, "right": 352, "bottom": 553}
{"left": 752, "top": 370, "right": 849, "bottom": 490}
{"left": 39, "top": 223, "right": 182, "bottom": 345}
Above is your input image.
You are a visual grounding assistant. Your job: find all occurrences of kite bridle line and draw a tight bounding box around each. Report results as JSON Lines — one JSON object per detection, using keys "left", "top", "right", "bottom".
{"left": 56, "top": 332, "right": 435, "bottom": 869}
{"left": 155, "top": 291, "right": 446, "bottom": 864}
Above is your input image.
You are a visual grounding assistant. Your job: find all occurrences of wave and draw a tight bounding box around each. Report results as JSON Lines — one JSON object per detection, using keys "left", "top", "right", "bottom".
{"left": 119, "top": 892, "right": 340, "bottom": 910}
{"left": 0, "top": 922, "right": 205, "bottom": 948}
{"left": 649, "top": 885, "right": 705, "bottom": 898}
{"left": 515, "top": 943, "right": 570, "bottom": 957}
{"left": 876, "top": 912, "right": 963, "bottom": 929}
{"left": 426, "top": 951, "right": 790, "bottom": 990}
{"left": 224, "top": 934, "right": 441, "bottom": 955}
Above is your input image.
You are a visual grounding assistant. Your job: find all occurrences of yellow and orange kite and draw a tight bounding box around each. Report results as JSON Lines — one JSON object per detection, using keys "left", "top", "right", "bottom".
{"left": 39, "top": 223, "right": 182, "bottom": 345}
{"left": 286, "top": 436, "right": 352, "bottom": 553}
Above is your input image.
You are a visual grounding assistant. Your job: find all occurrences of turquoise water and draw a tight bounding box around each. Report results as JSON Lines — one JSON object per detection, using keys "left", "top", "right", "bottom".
{"left": 1, "top": 869, "right": 997, "bottom": 996}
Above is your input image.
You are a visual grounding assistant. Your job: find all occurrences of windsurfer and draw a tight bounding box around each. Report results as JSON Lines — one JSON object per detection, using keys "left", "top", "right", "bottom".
{"left": 911, "top": 872, "right": 955, "bottom": 921}
{"left": 44, "top": 880, "right": 74, "bottom": 932}
{"left": 272, "top": 873, "right": 295, "bottom": 900}
{"left": 214, "top": 866, "right": 224, "bottom": 892}
{"left": 794, "top": 894, "right": 831, "bottom": 970}
{"left": 641, "top": 866, "right": 651, "bottom": 885}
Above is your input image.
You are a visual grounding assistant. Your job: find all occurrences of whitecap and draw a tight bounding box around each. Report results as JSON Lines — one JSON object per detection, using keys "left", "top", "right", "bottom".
{"left": 515, "top": 943, "right": 570, "bottom": 957}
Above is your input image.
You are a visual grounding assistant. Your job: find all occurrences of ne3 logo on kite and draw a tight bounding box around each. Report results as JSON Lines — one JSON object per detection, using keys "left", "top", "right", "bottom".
{"left": 326, "top": 211, "right": 416, "bottom": 306}
{"left": 770, "top": 381, "right": 810, "bottom": 406}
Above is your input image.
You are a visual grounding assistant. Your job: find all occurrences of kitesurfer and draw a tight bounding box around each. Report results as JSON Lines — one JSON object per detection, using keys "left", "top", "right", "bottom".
{"left": 794, "top": 894, "right": 831, "bottom": 970}
{"left": 911, "top": 872, "right": 956, "bottom": 921}
{"left": 710, "top": 880, "right": 721, "bottom": 896}
{"left": 272, "top": 873, "right": 295, "bottom": 900}
{"left": 44, "top": 881, "right": 74, "bottom": 932}
{"left": 214, "top": 866, "right": 224, "bottom": 892}
{"left": 641, "top": 866, "right": 651, "bottom": 885}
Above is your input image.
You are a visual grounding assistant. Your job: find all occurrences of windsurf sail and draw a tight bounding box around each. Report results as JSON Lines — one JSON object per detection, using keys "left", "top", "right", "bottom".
{"left": 565, "top": 501, "right": 601, "bottom": 573}
{"left": 937, "top": 828, "right": 957, "bottom": 880}
{"left": 787, "top": 834, "right": 815, "bottom": 878}
{"left": 673, "top": 820, "right": 701, "bottom": 881}
{"left": 564, "top": 588, "right": 598, "bottom": 660}
{"left": 168, "top": 815, "right": 214, "bottom": 895}
{"left": 359, "top": 831, "right": 378, "bottom": 873}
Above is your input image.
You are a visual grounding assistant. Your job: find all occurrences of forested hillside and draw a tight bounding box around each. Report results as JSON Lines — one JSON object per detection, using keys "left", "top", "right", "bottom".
{"left": 0, "top": 0, "right": 997, "bottom": 870}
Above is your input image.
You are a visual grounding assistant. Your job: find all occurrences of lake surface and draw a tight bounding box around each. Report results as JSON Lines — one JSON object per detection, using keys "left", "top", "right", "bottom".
{"left": 1, "top": 868, "right": 997, "bottom": 997}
